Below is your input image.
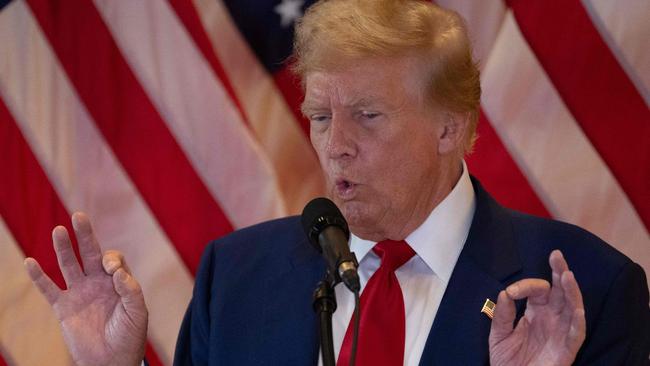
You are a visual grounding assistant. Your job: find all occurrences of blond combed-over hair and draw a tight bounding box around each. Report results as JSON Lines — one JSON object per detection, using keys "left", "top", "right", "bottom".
{"left": 293, "top": 0, "right": 481, "bottom": 152}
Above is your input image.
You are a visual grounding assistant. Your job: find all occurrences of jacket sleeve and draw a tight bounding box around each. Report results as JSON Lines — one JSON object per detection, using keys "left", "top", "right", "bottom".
{"left": 173, "top": 242, "right": 216, "bottom": 366}
{"left": 575, "top": 261, "right": 650, "bottom": 365}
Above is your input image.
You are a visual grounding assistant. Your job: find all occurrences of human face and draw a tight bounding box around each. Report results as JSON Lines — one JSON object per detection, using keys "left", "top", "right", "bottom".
{"left": 303, "top": 56, "right": 455, "bottom": 241}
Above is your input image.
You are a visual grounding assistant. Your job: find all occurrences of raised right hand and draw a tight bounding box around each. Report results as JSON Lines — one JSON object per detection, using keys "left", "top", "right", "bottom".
{"left": 24, "top": 212, "right": 148, "bottom": 366}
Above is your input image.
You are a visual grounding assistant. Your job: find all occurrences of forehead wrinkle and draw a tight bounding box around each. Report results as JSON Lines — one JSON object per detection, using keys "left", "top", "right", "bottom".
{"left": 302, "top": 77, "right": 365, "bottom": 114}
{"left": 303, "top": 58, "right": 422, "bottom": 114}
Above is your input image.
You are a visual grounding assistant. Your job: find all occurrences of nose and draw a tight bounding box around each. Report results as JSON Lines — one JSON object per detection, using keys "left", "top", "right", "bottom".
{"left": 326, "top": 113, "right": 357, "bottom": 160}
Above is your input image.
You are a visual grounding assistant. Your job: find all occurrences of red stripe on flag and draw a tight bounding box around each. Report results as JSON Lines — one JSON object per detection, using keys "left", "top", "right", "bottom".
{"left": 144, "top": 342, "right": 163, "bottom": 366}
{"left": 273, "top": 64, "right": 310, "bottom": 135}
{"left": 168, "top": 0, "right": 251, "bottom": 126}
{"left": 26, "top": 0, "right": 234, "bottom": 274}
{"left": 507, "top": 0, "right": 650, "bottom": 229}
{"left": 0, "top": 352, "right": 8, "bottom": 366}
{"left": 0, "top": 97, "right": 165, "bottom": 366}
{"left": 0, "top": 97, "right": 73, "bottom": 289}
{"left": 467, "top": 111, "right": 551, "bottom": 218}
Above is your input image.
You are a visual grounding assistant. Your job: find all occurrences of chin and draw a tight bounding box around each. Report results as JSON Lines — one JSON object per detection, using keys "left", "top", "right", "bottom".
{"left": 339, "top": 201, "right": 377, "bottom": 235}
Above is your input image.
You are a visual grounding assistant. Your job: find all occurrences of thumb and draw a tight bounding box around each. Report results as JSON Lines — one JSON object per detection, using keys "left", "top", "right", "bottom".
{"left": 489, "top": 290, "right": 516, "bottom": 345}
{"left": 113, "top": 268, "right": 148, "bottom": 324}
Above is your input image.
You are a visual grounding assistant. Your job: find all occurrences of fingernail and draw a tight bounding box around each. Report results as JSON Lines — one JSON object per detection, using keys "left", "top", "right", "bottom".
{"left": 104, "top": 260, "right": 117, "bottom": 273}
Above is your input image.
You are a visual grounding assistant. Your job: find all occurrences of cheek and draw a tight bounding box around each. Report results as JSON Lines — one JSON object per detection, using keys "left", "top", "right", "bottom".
{"left": 368, "top": 141, "right": 412, "bottom": 178}
{"left": 372, "top": 140, "right": 436, "bottom": 191}
{"left": 310, "top": 134, "right": 327, "bottom": 162}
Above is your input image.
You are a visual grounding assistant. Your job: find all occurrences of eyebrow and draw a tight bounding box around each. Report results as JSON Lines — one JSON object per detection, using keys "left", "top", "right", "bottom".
{"left": 343, "top": 97, "right": 393, "bottom": 114}
{"left": 300, "top": 94, "right": 390, "bottom": 117}
{"left": 347, "top": 97, "right": 379, "bottom": 109}
{"left": 300, "top": 102, "right": 324, "bottom": 117}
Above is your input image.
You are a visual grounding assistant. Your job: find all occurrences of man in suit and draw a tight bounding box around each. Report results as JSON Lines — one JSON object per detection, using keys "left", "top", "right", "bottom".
{"left": 24, "top": 0, "right": 649, "bottom": 365}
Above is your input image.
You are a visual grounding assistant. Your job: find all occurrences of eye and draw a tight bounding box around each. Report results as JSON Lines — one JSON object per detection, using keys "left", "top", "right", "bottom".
{"left": 309, "top": 114, "right": 331, "bottom": 123}
{"left": 360, "top": 111, "right": 381, "bottom": 120}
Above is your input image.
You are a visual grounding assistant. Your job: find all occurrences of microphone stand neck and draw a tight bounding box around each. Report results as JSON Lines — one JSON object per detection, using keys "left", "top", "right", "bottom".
{"left": 313, "top": 272, "right": 338, "bottom": 366}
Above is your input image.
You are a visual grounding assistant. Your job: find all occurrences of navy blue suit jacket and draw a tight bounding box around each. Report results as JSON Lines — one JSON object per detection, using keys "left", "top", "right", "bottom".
{"left": 174, "top": 180, "right": 650, "bottom": 365}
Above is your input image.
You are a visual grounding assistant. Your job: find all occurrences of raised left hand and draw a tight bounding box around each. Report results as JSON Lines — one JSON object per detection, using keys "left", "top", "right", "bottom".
{"left": 489, "top": 250, "right": 586, "bottom": 366}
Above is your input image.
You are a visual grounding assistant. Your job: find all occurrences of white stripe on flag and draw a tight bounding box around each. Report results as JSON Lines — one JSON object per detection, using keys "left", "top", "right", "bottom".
{"left": 0, "top": 2, "right": 193, "bottom": 362}
{"left": 583, "top": 0, "right": 650, "bottom": 105}
{"left": 481, "top": 11, "right": 650, "bottom": 283}
{"left": 192, "top": 0, "right": 325, "bottom": 214}
{"left": 94, "top": 0, "right": 287, "bottom": 228}
{"left": 0, "top": 215, "right": 73, "bottom": 366}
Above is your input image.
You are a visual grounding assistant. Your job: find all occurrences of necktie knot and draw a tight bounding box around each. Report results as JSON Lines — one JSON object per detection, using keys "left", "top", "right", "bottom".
{"left": 373, "top": 240, "right": 415, "bottom": 272}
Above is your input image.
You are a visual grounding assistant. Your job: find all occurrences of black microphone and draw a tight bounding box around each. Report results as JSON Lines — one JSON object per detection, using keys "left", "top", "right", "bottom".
{"left": 301, "top": 197, "right": 360, "bottom": 292}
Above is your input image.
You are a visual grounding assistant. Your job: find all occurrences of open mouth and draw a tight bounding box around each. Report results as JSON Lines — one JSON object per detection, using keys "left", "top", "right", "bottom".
{"left": 335, "top": 179, "right": 357, "bottom": 198}
{"left": 339, "top": 180, "right": 352, "bottom": 189}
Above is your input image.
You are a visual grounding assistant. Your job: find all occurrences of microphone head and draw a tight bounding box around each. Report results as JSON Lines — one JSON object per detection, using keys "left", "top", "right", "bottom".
{"left": 301, "top": 197, "right": 350, "bottom": 252}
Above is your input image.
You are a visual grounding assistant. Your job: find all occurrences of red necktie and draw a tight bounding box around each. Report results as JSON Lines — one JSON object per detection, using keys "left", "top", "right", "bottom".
{"left": 337, "top": 240, "right": 416, "bottom": 366}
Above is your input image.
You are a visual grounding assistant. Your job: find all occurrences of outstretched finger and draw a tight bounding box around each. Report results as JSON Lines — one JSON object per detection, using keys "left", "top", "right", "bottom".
{"left": 24, "top": 258, "right": 61, "bottom": 305}
{"left": 548, "top": 250, "right": 569, "bottom": 311}
{"left": 506, "top": 278, "right": 551, "bottom": 305}
{"left": 561, "top": 271, "right": 584, "bottom": 316}
{"left": 53, "top": 226, "right": 84, "bottom": 286}
{"left": 549, "top": 250, "right": 569, "bottom": 273}
{"left": 489, "top": 290, "right": 516, "bottom": 345}
{"left": 103, "top": 250, "right": 132, "bottom": 275}
{"left": 72, "top": 212, "right": 103, "bottom": 275}
{"left": 560, "top": 270, "right": 586, "bottom": 356}
{"left": 566, "top": 307, "right": 586, "bottom": 354}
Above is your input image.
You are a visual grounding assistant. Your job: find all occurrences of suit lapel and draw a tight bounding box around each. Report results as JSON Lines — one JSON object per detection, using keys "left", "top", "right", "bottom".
{"left": 419, "top": 179, "right": 522, "bottom": 365}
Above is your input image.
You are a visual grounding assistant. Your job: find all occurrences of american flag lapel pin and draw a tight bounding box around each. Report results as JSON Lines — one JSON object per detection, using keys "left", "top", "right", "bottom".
{"left": 481, "top": 298, "right": 496, "bottom": 319}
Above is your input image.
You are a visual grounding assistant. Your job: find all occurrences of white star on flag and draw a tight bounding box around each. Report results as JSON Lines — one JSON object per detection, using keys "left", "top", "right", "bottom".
{"left": 274, "top": 0, "right": 304, "bottom": 28}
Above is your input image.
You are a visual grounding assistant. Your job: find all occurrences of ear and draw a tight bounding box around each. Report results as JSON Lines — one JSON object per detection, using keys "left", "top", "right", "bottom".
{"left": 438, "top": 111, "right": 470, "bottom": 155}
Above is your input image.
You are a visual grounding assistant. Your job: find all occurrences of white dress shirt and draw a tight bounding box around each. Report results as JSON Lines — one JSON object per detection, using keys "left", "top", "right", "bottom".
{"left": 320, "top": 161, "right": 476, "bottom": 366}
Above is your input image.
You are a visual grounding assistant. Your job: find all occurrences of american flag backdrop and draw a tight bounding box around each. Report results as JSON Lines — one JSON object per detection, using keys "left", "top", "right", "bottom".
{"left": 0, "top": 0, "right": 648, "bottom": 365}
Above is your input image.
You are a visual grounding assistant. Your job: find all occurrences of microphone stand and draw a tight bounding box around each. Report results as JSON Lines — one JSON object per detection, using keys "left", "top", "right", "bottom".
{"left": 313, "top": 272, "right": 337, "bottom": 366}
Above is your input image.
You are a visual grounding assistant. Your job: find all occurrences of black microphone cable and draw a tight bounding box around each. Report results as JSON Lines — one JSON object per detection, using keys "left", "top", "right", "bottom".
{"left": 349, "top": 289, "right": 360, "bottom": 366}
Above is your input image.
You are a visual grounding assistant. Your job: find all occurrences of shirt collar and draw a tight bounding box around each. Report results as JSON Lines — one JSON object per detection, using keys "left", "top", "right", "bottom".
{"left": 349, "top": 161, "right": 476, "bottom": 283}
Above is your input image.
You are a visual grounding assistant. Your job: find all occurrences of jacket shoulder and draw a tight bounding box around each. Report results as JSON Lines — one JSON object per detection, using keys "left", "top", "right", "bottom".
{"left": 506, "top": 209, "right": 632, "bottom": 273}
{"left": 209, "top": 216, "right": 304, "bottom": 254}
